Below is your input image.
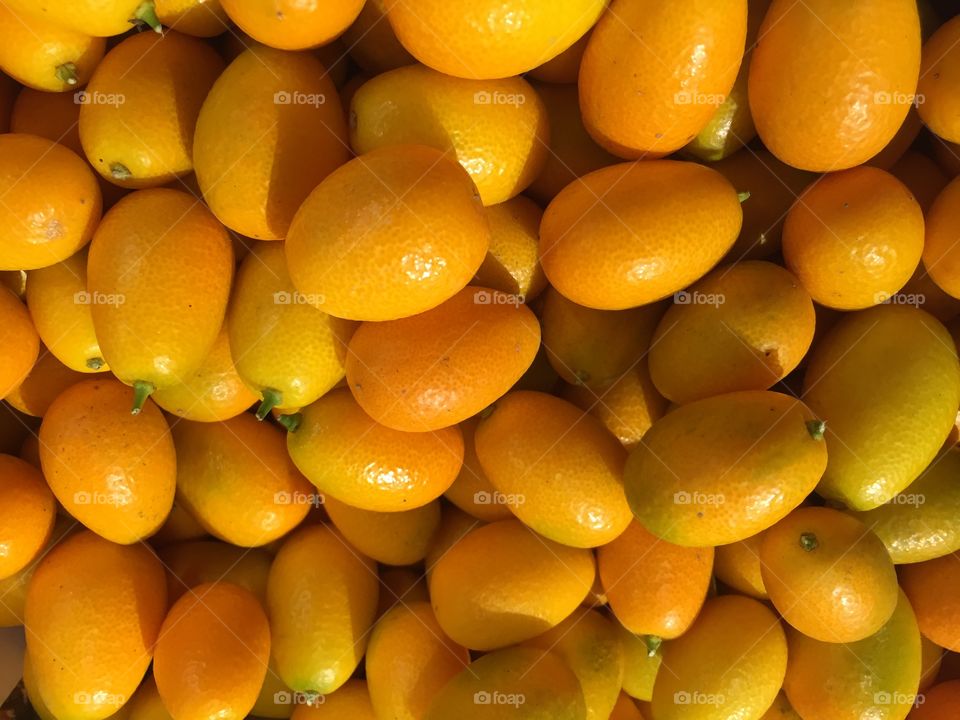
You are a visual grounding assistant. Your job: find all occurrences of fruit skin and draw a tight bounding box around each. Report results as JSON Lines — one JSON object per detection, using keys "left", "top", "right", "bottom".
{"left": 154, "top": 582, "right": 270, "bottom": 720}
{"left": 0, "top": 287, "right": 39, "bottom": 398}
{"left": 173, "top": 413, "right": 314, "bottom": 547}
{"left": 80, "top": 31, "right": 224, "bottom": 188}
{"left": 714, "top": 531, "right": 767, "bottom": 598}
{"left": 649, "top": 261, "right": 815, "bottom": 403}
{"left": 891, "top": 151, "right": 950, "bottom": 212}
{"left": 918, "top": 16, "right": 960, "bottom": 143}
{"left": 580, "top": 0, "right": 746, "bottom": 157}
{"left": 26, "top": 250, "right": 108, "bottom": 373}
{"left": 194, "top": 47, "right": 349, "bottom": 240}
{"left": 39, "top": 379, "right": 176, "bottom": 544}
{"left": 614, "top": 623, "right": 661, "bottom": 702}
{"left": 0, "top": 133, "right": 102, "bottom": 271}
{"left": 227, "top": 241, "right": 355, "bottom": 414}
{"left": 760, "top": 692, "right": 801, "bottom": 720}
{"left": 25, "top": 531, "right": 167, "bottom": 720}
{"left": 0, "top": 515, "right": 73, "bottom": 627}
{"left": 365, "top": 601, "right": 470, "bottom": 720}
{"left": 625, "top": 390, "right": 827, "bottom": 546}
{"left": 922, "top": 176, "right": 960, "bottom": 299}
{"left": 267, "top": 524, "right": 379, "bottom": 694}
{"left": 429, "top": 518, "right": 594, "bottom": 650}
{"left": 0, "top": 454, "right": 55, "bottom": 580}
{"left": 341, "top": 0, "right": 414, "bottom": 73}
{"left": 126, "top": 675, "right": 172, "bottom": 720}
{"left": 324, "top": 497, "right": 441, "bottom": 566}
{"left": 219, "top": 0, "right": 363, "bottom": 50}
{"left": 475, "top": 197, "right": 548, "bottom": 300}
{"left": 442, "top": 416, "right": 513, "bottom": 522}
{"left": 287, "top": 145, "right": 490, "bottom": 322}
{"left": 4, "top": 0, "right": 145, "bottom": 36}
{"left": 6, "top": 349, "right": 86, "bottom": 416}
{"left": 159, "top": 540, "right": 272, "bottom": 608}
{"left": 475, "top": 390, "right": 631, "bottom": 548}
{"left": 783, "top": 591, "right": 921, "bottom": 720}
{"left": 522, "top": 607, "right": 624, "bottom": 720}
{"left": 910, "top": 680, "right": 960, "bottom": 719}
{"left": 425, "top": 646, "right": 587, "bottom": 720}
{"left": 287, "top": 388, "right": 464, "bottom": 512}
{"left": 598, "top": 521, "right": 713, "bottom": 640}
{"left": 540, "top": 160, "right": 742, "bottom": 309}
{"left": 346, "top": 286, "right": 540, "bottom": 431}
{"left": 782, "top": 166, "right": 924, "bottom": 309}
{"left": 155, "top": 0, "right": 229, "bottom": 37}
{"left": 528, "top": 32, "right": 590, "bottom": 84}
{"left": 651, "top": 595, "right": 787, "bottom": 720}
{"left": 802, "top": 305, "right": 960, "bottom": 510}
{"left": 290, "top": 680, "right": 377, "bottom": 720}
{"left": 749, "top": 0, "right": 921, "bottom": 171}
{"left": 152, "top": 329, "right": 257, "bottom": 422}
{"left": 0, "top": 4, "right": 105, "bottom": 91}
{"left": 760, "top": 506, "right": 899, "bottom": 643}
{"left": 852, "top": 447, "right": 960, "bottom": 564}
{"left": 350, "top": 65, "right": 549, "bottom": 205}
{"left": 87, "top": 188, "right": 233, "bottom": 396}
{"left": 385, "top": 0, "right": 605, "bottom": 80}
{"left": 901, "top": 552, "right": 960, "bottom": 651}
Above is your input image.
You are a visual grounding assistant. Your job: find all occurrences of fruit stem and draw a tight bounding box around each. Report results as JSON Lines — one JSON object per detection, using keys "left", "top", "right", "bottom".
{"left": 276, "top": 412, "right": 303, "bottom": 433}
{"left": 799, "top": 532, "right": 819, "bottom": 552}
{"left": 55, "top": 62, "right": 78, "bottom": 86}
{"left": 643, "top": 635, "right": 662, "bottom": 657}
{"left": 805, "top": 419, "right": 827, "bottom": 441}
{"left": 131, "top": 380, "right": 155, "bottom": 415}
{"left": 85, "top": 357, "right": 104, "bottom": 370}
{"left": 256, "top": 388, "right": 283, "bottom": 421}
{"left": 737, "top": 190, "right": 751, "bottom": 203}
{"left": 110, "top": 163, "right": 132, "bottom": 181}
{"left": 132, "top": 0, "right": 162, "bottom": 32}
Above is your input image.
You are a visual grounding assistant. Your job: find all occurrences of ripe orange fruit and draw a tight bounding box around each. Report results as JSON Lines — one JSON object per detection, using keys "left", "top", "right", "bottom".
{"left": 25, "top": 250, "right": 108, "bottom": 373}
{"left": 610, "top": 693, "right": 645, "bottom": 720}
{"left": 0, "top": 133, "right": 101, "bottom": 271}
{"left": 0, "top": 287, "right": 39, "bottom": 398}
{"left": 539, "top": 160, "right": 742, "bottom": 309}
{"left": 442, "top": 416, "right": 513, "bottom": 522}
{"left": 0, "top": 454, "right": 54, "bottom": 579}
{"left": 783, "top": 591, "right": 921, "bottom": 720}
{"left": 324, "top": 496, "right": 441, "bottom": 566}
{"left": 11, "top": 88, "right": 83, "bottom": 156}
{"left": 625, "top": 391, "right": 827, "bottom": 546}
{"left": 287, "top": 145, "right": 489, "bottom": 322}
{"left": 154, "top": 582, "right": 270, "bottom": 720}
{"left": 345, "top": 286, "right": 540, "bottom": 431}
{"left": 802, "top": 305, "right": 960, "bottom": 510}
{"left": 782, "top": 166, "right": 924, "bottom": 309}
{"left": 126, "top": 675, "right": 172, "bottom": 720}
{"left": 713, "top": 531, "right": 767, "bottom": 599}
{"left": 173, "top": 413, "right": 314, "bottom": 547}
{"left": 892, "top": 151, "right": 950, "bottom": 212}
{"left": 919, "top": 635, "right": 944, "bottom": 693}
{"left": 350, "top": 66, "right": 548, "bottom": 205}
{"left": 286, "top": 388, "right": 464, "bottom": 511}
{"left": 922, "top": 176, "right": 960, "bottom": 299}
{"left": 911, "top": 680, "right": 960, "bottom": 719}
{"left": 6, "top": 349, "right": 86, "bottom": 416}
{"left": 429, "top": 518, "right": 594, "bottom": 650}
{"left": 365, "top": 601, "right": 470, "bottom": 720}
{"left": 901, "top": 552, "right": 960, "bottom": 651}
{"left": 474, "top": 390, "right": 631, "bottom": 548}
{"left": 155, "top": 0, "right": 229, "bottom": 36}
{"left": 749, "top": 0, "right": 921, "bottom": 171}
{"left": 87, "top": 189, "right": 233, "bottom": 409}
{"left": 0, "top": 515, "right": 73, "bottom": 627}
{"left": 341, "top": 0, "right": 414, "bottom": 74}
{"left": 614, "top": 621, "right": 661, "bottom": 702}
{"left": 474, "top": 197, "right": 548, "bottom": 299}
{"left": 599, "top": 520, "right": 713, "bottom": 640}
{"left": 291, "top": 680, "right": 377, "bottom": 720}
{"left": 79, "top": 31, "right": 224, "bottom": 188}
{"left": 760, "top": 506, "right": 898, "bottom": 643}
{"left": 159, "top": 540, "right": 271, "bottom": 607}
{"left": 424, "top": 646, "right": 587, "bottom": 719}
{"left": 0, "top": 4, "right": 105, "bottom": 91}
{"left": 580, "top": 0, "right": 747, "bottom": 158}
{"left": 527, "top": 32, "right": 590, "bottom": 84}
{"left": 918, "top": 16, "right": 960, "bottom": 144}
{"left": 194, "top": 47, "right": 349, "bottom": 240}
{"left": 219, "top": 0, "right": 363, "bottom": 50}
{"left": 267, "top": 524, "right": 379, "bottom": 694}
{"left": 650, "top": 595, "right": 787, "bottom": 720}
{"left": 649, "top": 261, "right": 815, "bottom": 403}
{"left": 39, "top": 378, "right": 176, "bottom": 544}
{"left": 384, "top": 0, "right": 605, "bottom": 79}
{"left": 25, "top": 531, "right": 167, "bottom": 720}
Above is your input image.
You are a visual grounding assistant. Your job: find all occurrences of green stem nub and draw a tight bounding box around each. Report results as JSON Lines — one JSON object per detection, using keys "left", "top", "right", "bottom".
{"left": 737, "top": 190, "right": 752, "bottom": 203}
{"left": 255, "top": 388, "right": 283, "bottom": 421}
{"left": 132, "top": 0, "right": 162, "bottom": 32}
{"left": 643, "top": 635, "right": 662, "bottom": 658}
{"left": 85, "top": 357, "right": 104, "bottom": 370}
{"left": 806, "top": 419, "right": 827, "bottom": 441}
{"left": 55, "top": 62, "right": 79, "bottom": 86}
{"left": 131, "top": 380, "right": 155, "bottom": 415}
{"left": 799, "top": 532, "right": 819, "bottom": 552}
{"left": 276, "top": 412, "right": 303, "bottom": 433}
{"left": 110, "top": 163, "right": 132, "bottom": 181}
